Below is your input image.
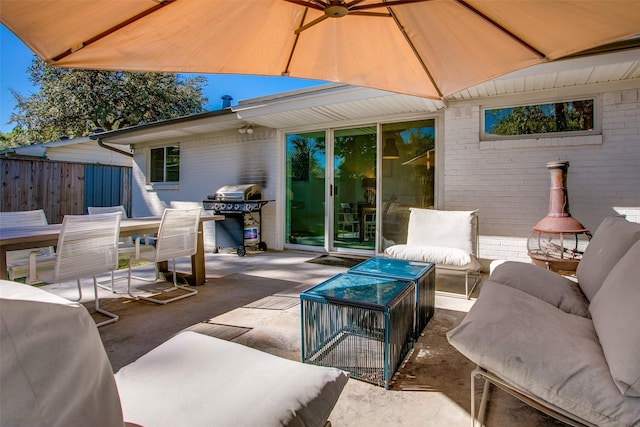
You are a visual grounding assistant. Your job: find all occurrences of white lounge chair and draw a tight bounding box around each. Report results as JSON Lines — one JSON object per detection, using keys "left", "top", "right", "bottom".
{"left": 384, "top": 208, "right": 482, "bottom": 298}
{"left": 0, "top": 279, "right": 348, "bottom": 427}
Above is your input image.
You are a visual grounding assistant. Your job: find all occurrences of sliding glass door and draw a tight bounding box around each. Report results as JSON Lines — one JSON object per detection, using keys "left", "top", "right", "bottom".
{"left": 379, "top": 120, "right": 436, "bottom": 248}
{"left": 285, "top": 119, "right": 436, "bottom": 254}
{"left": 332, "top": 127, "right": 377, "bottom": 251}
{"left": 285, "top": 132, "right": 326, "bottom": 247}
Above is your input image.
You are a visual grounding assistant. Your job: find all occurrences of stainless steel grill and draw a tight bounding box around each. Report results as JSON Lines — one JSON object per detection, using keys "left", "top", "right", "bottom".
{"left": 203, "top": 184, "right": 271, "bottom": 256}
{"left": 211, "top": 184, "right": 262, "bottom": 201}
{"left": 203, "top": 184, "right": 268, "bottom": 213}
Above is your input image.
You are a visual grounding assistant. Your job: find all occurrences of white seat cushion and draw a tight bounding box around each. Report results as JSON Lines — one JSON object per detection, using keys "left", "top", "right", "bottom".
{"left": 115, "top": 331, "right": 348, "bottom": 427}
{"left": 384, "top": 244, "right": 476, "bottom": 267}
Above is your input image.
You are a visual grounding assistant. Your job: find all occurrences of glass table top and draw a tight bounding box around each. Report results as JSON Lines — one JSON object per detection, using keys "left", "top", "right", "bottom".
{"left": 350, "top": 256, "right": 434, "bottom": 281}
{"left": 302, "top": 273, "right": 412, "bottom": 307}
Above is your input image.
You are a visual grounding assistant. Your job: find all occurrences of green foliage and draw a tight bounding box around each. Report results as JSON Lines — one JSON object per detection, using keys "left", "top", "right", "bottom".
{"left": 288, "top": 135, "right": 325, "bottom": 182}
{"left": 489, "top": 101, "right": 592, "bottom": 136}
{"left": 7, "top": 57, "right": 208, "bottom": 144}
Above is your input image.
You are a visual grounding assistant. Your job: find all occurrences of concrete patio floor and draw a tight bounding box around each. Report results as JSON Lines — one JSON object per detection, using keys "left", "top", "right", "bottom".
{"left": 40, "top": 250, "right": 567, "bottom": 427}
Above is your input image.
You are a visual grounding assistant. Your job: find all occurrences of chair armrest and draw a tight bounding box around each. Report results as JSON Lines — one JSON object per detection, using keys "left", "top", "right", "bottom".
{"left": 27, "top": 250, "right": 56, "bottom": 284}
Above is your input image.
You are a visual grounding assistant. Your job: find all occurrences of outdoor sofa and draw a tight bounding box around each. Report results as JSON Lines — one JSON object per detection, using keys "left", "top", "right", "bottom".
{"left": 0, "top": 279, "right": 348, "bottom": 427}
{"left": 447, "top": 216, "right": 640, "bottom": 426}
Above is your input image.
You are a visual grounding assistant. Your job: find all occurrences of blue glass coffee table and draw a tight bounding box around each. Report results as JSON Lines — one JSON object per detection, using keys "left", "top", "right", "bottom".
{"left": 349, "top": 257, "right": 436, "bottom": 339}
{"left": 300, "top": 273, "right": 415, "bottom": 389}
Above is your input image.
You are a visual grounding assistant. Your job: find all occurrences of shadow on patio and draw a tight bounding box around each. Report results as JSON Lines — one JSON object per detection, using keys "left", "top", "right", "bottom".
{"left": 42, "top": 250, "right": 567, "bottom": 427}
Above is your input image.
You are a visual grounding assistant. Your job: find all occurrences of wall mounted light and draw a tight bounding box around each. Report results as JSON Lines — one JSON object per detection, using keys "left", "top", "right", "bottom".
{"left": 239, "top": 125, "right": 254, "bottom": 134}
{"left": 382, "top": 138, "right": 399, "bottom": 159}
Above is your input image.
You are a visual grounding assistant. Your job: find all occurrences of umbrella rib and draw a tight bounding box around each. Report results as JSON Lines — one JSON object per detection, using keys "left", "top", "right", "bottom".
{"left": 49, "top": 0, "right": 176, "bottom": 64}
{"left": 283, "top": 0, "right": 327, "bottom": 12}
{"left": 454, "top": 0, "right": 546, "bottom": 59}
{"left": 390, "top": 10, "right": 444, "bottom": 98}
{"left": 284, "top": 8, "right": 310, "bottom": 76}
{"left": 351, "top": 0, "right": 433, "bottom": 12}
{"left": 294, "top": 14, "right": 331, "bottom": 34}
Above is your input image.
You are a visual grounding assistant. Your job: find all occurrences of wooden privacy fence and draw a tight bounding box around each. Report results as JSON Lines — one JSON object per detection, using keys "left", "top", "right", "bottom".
{"left": 1, "top": 158, "right": 131, "bottom": 224}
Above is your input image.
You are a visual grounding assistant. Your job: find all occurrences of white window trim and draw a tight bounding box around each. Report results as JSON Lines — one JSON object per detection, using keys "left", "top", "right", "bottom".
{"left": 147, "top": 144, "right": 180, "bottom": 185}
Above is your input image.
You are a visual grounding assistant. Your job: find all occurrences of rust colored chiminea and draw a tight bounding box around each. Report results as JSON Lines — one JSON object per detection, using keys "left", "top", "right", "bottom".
{"left": 527, "top": 160, "right": 591, "bottom": 272}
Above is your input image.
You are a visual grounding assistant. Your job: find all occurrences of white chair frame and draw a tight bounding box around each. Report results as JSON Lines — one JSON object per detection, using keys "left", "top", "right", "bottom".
{"left": 29, "top": 212, "right": 122, "bottom": 327}
{"left": 127, "top": 208, "right": 201, "bottom": 305}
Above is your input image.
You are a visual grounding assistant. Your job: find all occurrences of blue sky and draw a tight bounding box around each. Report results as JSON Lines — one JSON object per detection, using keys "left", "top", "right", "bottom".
{"left": 0, "top": 25, "right": 327, "bottom": 135}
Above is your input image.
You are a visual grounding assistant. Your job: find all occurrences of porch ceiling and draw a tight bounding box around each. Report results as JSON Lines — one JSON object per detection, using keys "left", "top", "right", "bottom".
{"left": 232, "top": 85, "right": 446, "bottom": 129}
{"left": 448, "top": 46, "right": 640, "bottom": 101}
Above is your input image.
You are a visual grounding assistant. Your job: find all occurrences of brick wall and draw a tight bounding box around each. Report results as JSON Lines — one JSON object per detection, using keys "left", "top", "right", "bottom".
{"left": 130, "top": 128, "right": 281, "bottom": 252}
{"left": 443, "top": 88, "right": 640, "bottom": 264}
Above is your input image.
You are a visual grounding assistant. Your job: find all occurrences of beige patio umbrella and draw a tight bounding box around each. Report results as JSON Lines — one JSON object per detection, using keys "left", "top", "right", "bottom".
{"left": 2, "top": 0, "right": 639, "bottom": 99}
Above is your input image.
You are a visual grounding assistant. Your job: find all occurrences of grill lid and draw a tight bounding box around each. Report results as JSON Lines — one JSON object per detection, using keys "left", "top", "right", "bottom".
{"left": 209, "top": 184, "right": 262, "bottom": 201}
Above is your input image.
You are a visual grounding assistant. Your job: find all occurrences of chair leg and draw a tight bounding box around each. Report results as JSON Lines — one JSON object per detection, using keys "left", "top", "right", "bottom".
{"left": 66, "top": 278, "right": 83, "bottom": 302}
{"left": 130, "top": 258, "right": 198, "bottom": 305}
{"left": 92, "top": 276, "right": 118, "bottom": 327}
{"left": 465, "top": 271, "right": 481, "bottom": 300}
{"left": 471, "top": 367, "right": 491, "bottom": 427}
{"left": 96, "top": 271, "right": 117, "bottom": 293}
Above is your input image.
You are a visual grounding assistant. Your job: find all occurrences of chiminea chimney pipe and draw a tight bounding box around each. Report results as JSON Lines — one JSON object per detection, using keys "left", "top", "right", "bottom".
{"left": 532, "top": 161, "right": 588, "bottom": 234}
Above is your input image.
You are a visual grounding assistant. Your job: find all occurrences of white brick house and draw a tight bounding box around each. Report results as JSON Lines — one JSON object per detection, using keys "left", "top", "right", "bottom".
{"left": 97, "top": 48, "right": 640, "bottom": 267}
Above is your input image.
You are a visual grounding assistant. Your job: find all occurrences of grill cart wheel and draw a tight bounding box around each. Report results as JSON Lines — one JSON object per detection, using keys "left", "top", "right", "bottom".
{"left": 258, "top": 242, "right": 267, "bottom": 251}
{"left": 237, "top": 245, "right": 246, "bottom": 257}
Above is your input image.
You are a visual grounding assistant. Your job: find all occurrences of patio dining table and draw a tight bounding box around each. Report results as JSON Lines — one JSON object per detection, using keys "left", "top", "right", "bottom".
{"left": 0, "top": 214, "right": 224, "bottom": 285}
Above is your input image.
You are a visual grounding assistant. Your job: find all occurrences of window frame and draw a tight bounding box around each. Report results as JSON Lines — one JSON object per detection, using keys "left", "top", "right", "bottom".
{"left": 480, "top": 97, "right": 599, "bottom": 141}
{"left": 149, "top": 144, "right": 180, "bottom": 184}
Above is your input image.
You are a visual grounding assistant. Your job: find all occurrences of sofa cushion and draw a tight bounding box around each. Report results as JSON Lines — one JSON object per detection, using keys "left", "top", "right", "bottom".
{"left": 489, "top": 261, "right": 590, "bottom": 317}
{"left": 589, "top": 240, "right": 640, "bottom": 397}
{"left": 0, "top": 280, "right": 124, "bottom": 427}
{"left": 115, "top": 331, "right": 349, "bottom": 427}
{"left": 406, "top": 208, "right": 477, "bottom": 254}
{"left": 577, "top": 216, "right": 640, "bottom": 301}
{"left": 447, "top": 281, "right": 640, "bottom": 426}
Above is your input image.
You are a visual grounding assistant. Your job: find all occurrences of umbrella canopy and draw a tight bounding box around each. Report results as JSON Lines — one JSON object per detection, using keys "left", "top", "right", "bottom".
{"left": 2, "top": 0, "right": 639, "bottom": 99}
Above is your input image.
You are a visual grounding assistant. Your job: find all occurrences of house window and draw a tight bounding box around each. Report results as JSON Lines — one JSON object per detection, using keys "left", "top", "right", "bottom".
{"left": 150, "top": 145, "right": 180, "bottom": 183}
{"left": 482, "top": 99, "right": 595, "bottom": 139}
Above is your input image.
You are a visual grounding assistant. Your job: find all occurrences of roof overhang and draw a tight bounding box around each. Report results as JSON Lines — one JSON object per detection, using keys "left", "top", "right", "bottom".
{"left": 91, "top": 109, "right": 239, "bottom": 145}
{"left": 94, "top": 45, "right": 640, "bottom": 146}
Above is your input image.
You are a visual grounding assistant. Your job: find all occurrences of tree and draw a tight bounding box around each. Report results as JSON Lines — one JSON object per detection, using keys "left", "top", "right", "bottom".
{"left": 489, "top": 101, "right": 591, "bottom": 136}
{"left": 7, "top": 57, "right": 207, "bottom": 146}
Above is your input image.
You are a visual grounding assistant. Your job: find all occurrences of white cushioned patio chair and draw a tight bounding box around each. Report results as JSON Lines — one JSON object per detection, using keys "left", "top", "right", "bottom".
{"left": 28, "top": 212, "right": 122, "bottom": 326}
{"left": 384, "top": 208, "right": 482, "bottom": 299}
{"left": 127, "top": 208, "right": 200, "bottom": 304}
{"left": 0, "top": 209, "right": 54, "bottom": 283}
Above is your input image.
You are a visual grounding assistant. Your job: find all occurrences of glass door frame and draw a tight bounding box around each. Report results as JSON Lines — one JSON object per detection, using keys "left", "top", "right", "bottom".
{"left": 282, "top": 114, "right": 443, "bottom": 256}
{"left": 328, "top": 125, "right": 377, "bottom": 256}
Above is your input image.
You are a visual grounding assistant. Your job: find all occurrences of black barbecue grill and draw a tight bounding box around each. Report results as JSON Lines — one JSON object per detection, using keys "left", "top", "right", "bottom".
{"left": 203, "top": 184, "right": 271, "bottom": 256}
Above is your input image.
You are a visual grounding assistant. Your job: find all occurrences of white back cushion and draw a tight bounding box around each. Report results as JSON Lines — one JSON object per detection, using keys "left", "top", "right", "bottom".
{"left": 407, "top": 208, "right": 477, "bottom": 254}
